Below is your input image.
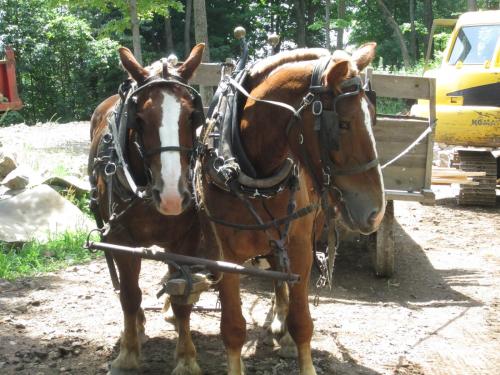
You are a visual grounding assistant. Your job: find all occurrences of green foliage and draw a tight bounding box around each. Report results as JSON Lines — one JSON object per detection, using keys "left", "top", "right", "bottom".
{"left": 0, "top": 231, "right": 100, "bottom": 280}
{"left": 0, "top": 109, "right": 24, "bottom": 126}
{"left": 0, "top": 0, "right": 124, "bottom": 124}
{"left": 60, "top": 187, "right": 92, "bottom": 218}
{"left": 1, "top": 0, "right": 498, "bottom": 124}
{"left": 52, "top": 0, "right": 183, "bottom": 35}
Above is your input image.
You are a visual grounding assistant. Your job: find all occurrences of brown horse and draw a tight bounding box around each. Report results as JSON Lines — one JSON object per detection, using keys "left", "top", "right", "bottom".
{"left": 88, "top": 44, "right": 205, "bottom": 374}
{"left": 190, "top": 43, "right": 385, "bottom": 375}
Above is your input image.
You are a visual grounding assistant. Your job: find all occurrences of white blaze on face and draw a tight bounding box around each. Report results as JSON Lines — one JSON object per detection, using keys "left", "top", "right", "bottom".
{"left": 158, "top": 90, "right": 182, "bottom": 213}
{"left": 361, "top": 96, "right": 378, "bottom": 158}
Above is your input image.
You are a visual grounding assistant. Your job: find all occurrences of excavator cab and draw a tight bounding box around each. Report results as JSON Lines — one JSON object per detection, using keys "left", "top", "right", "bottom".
{"left": 412, "top": 10, "right": 499, "bottom": 205}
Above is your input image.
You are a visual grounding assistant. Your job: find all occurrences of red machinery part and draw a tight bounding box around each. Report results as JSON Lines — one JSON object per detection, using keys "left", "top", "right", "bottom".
{"left": 0, "top": 46, "right": 23, "bottom": 112}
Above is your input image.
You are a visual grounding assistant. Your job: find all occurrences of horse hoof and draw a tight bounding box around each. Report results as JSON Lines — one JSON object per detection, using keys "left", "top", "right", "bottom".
{"left": 262, "top": 334, "right": 277, "bottom": 347}
{"left": 138, "top": 331, "right": 149, "bottom": 345}
{"left": 277, "top": 332, "right": 298, "bottom": 359}
{"left": 171, "top": 358, "right": 202, "bottom": 375}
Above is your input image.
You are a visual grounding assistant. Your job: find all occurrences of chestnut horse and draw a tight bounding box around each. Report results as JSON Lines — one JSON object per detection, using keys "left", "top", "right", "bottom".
{"left": 88, "top": 44, "right": 205, "bottom": 374}
{"left": 190, "top": 43, "right": 385, "bottom": 375}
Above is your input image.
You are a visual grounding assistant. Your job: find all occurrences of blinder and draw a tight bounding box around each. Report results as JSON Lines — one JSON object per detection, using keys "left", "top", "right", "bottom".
{"left": 304, "top": 57, "right": 379, "bottom": 188}
{"left": 309, "top": 72, "right": 363, "bottom": 154}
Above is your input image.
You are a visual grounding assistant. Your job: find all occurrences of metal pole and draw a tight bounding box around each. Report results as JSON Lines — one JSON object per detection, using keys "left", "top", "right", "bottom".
{"left": 86, "top": 241, "right": 300, "bottom": 283}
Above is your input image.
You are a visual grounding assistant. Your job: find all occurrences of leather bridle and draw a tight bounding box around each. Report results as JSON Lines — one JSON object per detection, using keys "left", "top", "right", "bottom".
{"left": 287, "top": 57, "right": 379, "bottom": 195}
{"left": 124, "top": 74, "right": 205, "bottom": 160}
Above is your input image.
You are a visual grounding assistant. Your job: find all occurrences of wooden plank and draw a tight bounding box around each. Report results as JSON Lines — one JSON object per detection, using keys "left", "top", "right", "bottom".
{"left": 190, "top": 63, "right": 222, "bottom": 86}
{"left": 382, "top": 166, "right": 426, "bottom": 191}
{"left": 371, "top": 73, "right": 432, "bottom": 100}
{"left": 385, "top": 190, "right": 426, "bottom": 202}
{"left": 432, "top": 178, "right": 479, "bottom": 185}
{"left": 424, "top": 77, "right": 436, "bottom": 191}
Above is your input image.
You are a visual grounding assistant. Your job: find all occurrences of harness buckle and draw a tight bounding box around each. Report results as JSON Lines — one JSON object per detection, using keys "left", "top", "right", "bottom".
{"left": 103, "top": 133, "right": 113, "bottom": 144}
{"left": 104, "top": 162, "right": 117, "bottom": 176}
{"left": 312, "top": 100, "right": 323, "bottom": 116}
{"left": 303, "top": 92, "right": 315, "bottom": 105}
{"left": 322, "top": 168, "right": 331, "bottom": 186}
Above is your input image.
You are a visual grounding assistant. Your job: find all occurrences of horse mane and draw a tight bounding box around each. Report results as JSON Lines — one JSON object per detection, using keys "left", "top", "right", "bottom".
{"left": 248, "top": 48, "right": 330, "bottom": 88}
{"left": 119, "top": 58, "right": 178, "bottom": 81}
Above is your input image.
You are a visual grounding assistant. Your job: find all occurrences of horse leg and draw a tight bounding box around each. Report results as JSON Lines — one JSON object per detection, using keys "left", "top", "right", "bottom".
{"left": 261, "top": 255, "right": 297, "bottom": 358}
{"left": 286, "top": 236, "right": 317, "bottom": 375}
{"left": 136, "top": 305, "right": 148, "bottom": 344}
{"left": 111, "top": 253, "right": 143, "bottom": 373}
{"left": 171, "top": 303, "right": 201, "bottom": 375}
{"left": 219, "top": 273, "right": 246, "bottom": 375}
{"left": 272, "top": 282, "right": 298, "bottom": 358}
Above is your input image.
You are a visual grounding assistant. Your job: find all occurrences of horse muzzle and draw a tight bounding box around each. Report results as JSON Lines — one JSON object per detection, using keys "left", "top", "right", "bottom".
{"left": 152, "top": 188, "right": 191, "bottom": 216}
{"left": 337, "top": 193, "right": 385, "bottom": 235}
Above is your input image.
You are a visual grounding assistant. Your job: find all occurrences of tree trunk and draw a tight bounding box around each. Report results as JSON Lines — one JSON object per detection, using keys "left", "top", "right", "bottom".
{"left": 376, "top": 0, "right": 411, "bottom": 69}
{"left": 193, "top": 0, "right": 211, "bottom": 103}
{"left": 164, "top": 15, "right": 174, "bottom": 55}
{"left": 409, "top": 0, "right": 417, "bottom": 62}
{"left": 423, "top": 0, "right": 433, "bottom": 57}
{"left": 193, "top": 0, "right": 210, "bottom": 61}
{"left": 325, "top": 0, "right": 331, "bottom": 50}
{"left": 184, "top": 0, "right": 192, "bottom": 59}
{"left": 129, "top": 0, "right": 142, "bottom": 65}
{"left": 293, "top": 0, "right": 307, "bottom": 47}
{"left": 467, "top": 0, "right": 478, "bottom": 11}
{"left": 337, "top": 0, "right": 346, "bottom": 50}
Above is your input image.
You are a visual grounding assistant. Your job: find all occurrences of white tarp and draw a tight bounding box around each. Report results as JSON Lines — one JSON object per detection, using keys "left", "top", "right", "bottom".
{"left": 0, "top": 184, "right": 93, "bottom": 243}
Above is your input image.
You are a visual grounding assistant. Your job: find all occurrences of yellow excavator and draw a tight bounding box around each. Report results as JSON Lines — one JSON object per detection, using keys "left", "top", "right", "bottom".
{"left": 411, "top": 10, "right": 499, "bottom": 205}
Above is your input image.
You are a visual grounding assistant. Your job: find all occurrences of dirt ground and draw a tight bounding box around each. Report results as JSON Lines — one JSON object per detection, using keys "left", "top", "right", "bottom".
{"left": 0, "top": 122, "right": 499, "bottom": 375}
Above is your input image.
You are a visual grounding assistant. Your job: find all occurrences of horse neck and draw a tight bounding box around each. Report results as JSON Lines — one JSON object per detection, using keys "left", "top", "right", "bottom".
{"left": 240, "top": 67, "right": 311, "bottom": 177}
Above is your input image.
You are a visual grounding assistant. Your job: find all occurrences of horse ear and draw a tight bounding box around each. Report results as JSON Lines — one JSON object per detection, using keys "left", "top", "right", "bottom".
{"left": 177, "top": 43, "right": 205, "bottom": 81}
{"left": 118, "top": 47, "right": 149, "bottom": 84}
{"left": 352, "top": 42, "right": 376, "bottom": 72}
{"left": 324, "top": 59, "right": 350, "bottom": 91}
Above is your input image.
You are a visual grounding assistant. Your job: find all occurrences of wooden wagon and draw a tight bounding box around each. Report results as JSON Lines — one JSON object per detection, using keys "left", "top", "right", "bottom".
{"left": 367, "top": 70, "right": 436, "bottom": 277}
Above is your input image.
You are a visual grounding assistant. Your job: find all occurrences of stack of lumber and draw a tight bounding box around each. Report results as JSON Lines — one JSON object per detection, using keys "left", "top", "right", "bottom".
{"left": 431, "top": 167, "right": 486, "bottom": 185}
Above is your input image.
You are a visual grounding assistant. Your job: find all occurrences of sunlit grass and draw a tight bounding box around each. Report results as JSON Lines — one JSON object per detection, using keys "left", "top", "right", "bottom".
{"left": 0, "top": 231, "right": 101, "bottom": 280}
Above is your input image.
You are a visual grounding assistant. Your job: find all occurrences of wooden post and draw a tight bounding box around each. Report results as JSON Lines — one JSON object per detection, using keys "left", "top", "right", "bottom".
{"left": 371, "top": 200, "right": 395, "bottom": 277}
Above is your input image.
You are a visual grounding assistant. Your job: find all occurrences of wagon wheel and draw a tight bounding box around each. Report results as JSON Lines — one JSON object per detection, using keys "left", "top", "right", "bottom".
{"left": 368, "top": 200, "right": 395, "bottom": 277}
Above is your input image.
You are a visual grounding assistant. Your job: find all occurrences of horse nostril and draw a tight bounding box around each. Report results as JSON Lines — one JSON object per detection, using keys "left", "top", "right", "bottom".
{"left": 152, "top": 188, "right": 161, "bottom": 203}
{"left": 368, "top": 210, "right": 381, "bottom": 225}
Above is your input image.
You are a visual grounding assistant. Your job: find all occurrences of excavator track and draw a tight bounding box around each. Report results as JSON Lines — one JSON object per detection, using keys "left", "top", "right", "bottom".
{"left": 454, "top": 150, "right": 497, "bottom": 206}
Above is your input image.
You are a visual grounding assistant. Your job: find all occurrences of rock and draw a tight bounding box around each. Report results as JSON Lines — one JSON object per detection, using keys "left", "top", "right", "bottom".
{"left": 0, "top": 184, "right": 94, "bottom": 242}
{"left": 13, "top": 304, "right": 28, "bottom": 314}
{"left": 58, "top": 347, "right": 71, "bottom": 357}
{"left": 14, "top": 323, "right": 26, "bottom": 329}
{"left": 48, "top": 351, "right": 60, "bottom": 361}
{"left": 30, "top": 300, "right": 41, "bottom": 307}
{"left": 43, "top": 175, "right": 91, "bottom": 195}
{"left": 0, "top": 154, "right": 17, "bottom": 178}
{"left": 33, "top": 350, "right": 48, "bottom": 360}
{"left": 1, "top": 169, "right": 29, "bottom": 190}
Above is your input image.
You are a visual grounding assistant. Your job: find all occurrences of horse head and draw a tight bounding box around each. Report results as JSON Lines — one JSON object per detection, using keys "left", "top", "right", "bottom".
{"left": 305, "top": 43, "right": 385, "bottom": 234}
{"left": 118, "top": 44, "right": 205, "bottom": 215}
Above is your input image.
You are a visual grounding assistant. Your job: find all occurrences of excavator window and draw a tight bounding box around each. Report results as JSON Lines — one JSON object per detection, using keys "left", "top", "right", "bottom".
{"left": 448, "top": 25, "right": 499, "bottom": 65}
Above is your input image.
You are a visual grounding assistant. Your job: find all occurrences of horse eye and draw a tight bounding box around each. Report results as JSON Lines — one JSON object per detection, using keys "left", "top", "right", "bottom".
{"left": 339, "top": 121, "right": 350, "bottom": 130}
